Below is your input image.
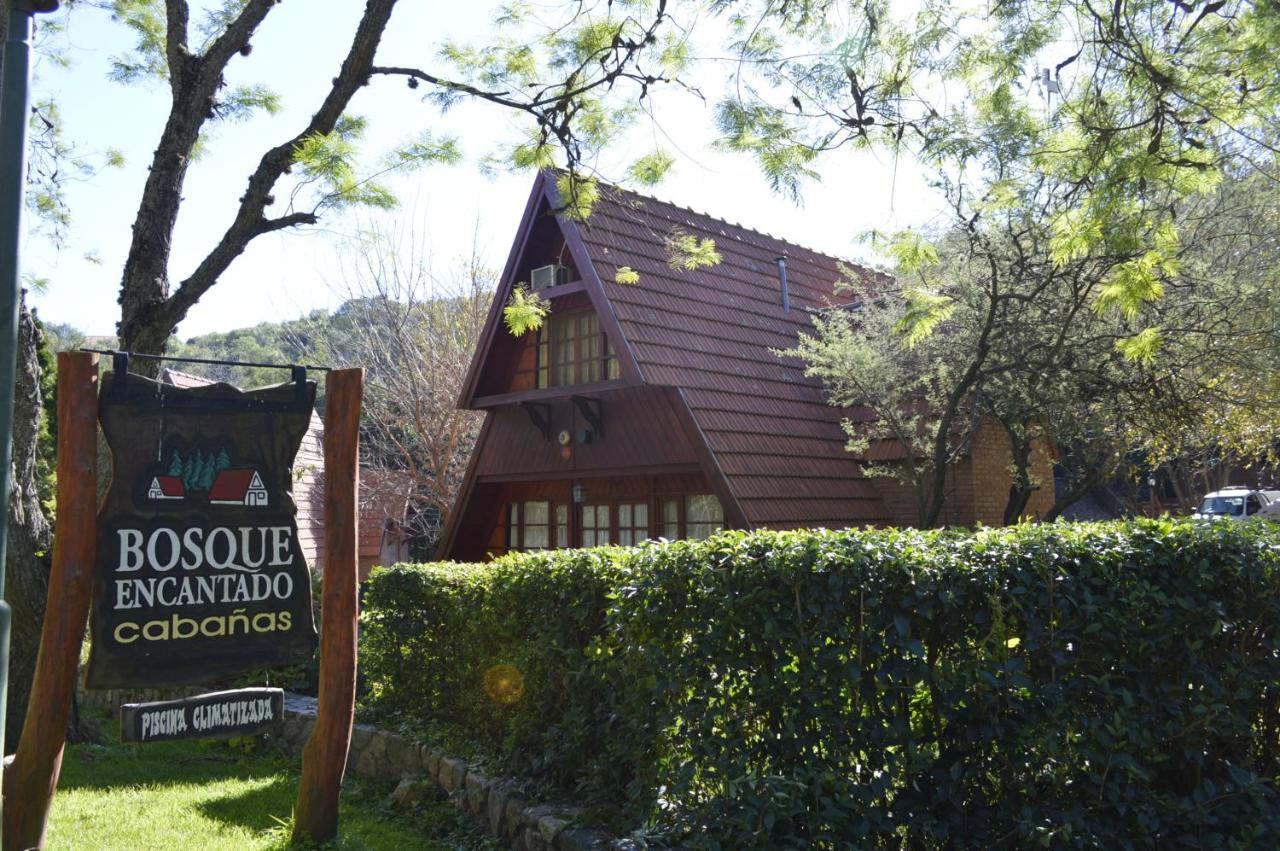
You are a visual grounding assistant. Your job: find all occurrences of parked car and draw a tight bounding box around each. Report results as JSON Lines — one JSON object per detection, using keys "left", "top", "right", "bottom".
{"left": 1192, "top": 486, "right": 1280, "bottom": 521}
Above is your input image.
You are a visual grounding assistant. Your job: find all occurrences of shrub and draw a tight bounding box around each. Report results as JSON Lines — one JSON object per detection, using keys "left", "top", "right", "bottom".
{"left": 360, "top": 549, "right": 626, "bottom": 786}
{"left": 361, "top": 521, "right": 1280, "bottom": 848}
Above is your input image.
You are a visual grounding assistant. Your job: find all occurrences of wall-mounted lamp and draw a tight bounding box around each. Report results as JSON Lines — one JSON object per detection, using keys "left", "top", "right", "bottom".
{"left": 571, "top": 483, "right": 587, "bottom": 505}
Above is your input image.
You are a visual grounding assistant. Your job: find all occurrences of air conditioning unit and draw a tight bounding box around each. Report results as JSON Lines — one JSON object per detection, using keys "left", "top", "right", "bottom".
{"left": 530, "top": 264, "right": 570, "bottom": 290}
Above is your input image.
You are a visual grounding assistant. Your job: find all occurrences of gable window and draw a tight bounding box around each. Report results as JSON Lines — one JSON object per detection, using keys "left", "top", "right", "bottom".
{"left": 661, "top": 494, "right": 725, "bottom": 541}
{"left": 536, "top": 311, "right": 620, "bottom": 388}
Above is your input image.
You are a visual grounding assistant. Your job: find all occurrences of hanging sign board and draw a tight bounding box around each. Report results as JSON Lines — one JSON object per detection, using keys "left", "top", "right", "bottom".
{"left": 119, "top": 688, "right": 285, "bottom": 743}
{"left": 84, "top": 369, "right": 319, "bottom": 688}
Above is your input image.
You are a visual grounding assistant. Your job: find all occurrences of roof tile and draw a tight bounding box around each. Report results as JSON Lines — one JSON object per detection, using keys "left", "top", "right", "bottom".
{"left": 573, "top": 181, "right": 891, "bottom": 528}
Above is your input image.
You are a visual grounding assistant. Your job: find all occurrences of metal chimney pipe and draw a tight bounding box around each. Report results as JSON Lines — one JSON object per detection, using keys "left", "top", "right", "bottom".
{"left": 775, "top": 256, "right": 790, "bottom": 311}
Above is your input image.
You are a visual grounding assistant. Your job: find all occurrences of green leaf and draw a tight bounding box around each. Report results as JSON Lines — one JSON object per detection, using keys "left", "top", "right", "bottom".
{"left": 570, "top": 20, "right": 624, "bottom": 63}
{"left": 1114, "top": 327, "right": 1163, "bottom": 364}
{"left": 615, "top": 266, "right": 640, "bottom": 285}
{"left": 628, "top": 151, "right": 676, "bottom": 186}
{"left": 1049, "top": 208, "right": 1104, "bottom": 267}
{"left": 886, "top": 232, "right": 939, "bottom": 272}
{"left": 388, "top": 132, "right": 463, "bottom": 171}
{"left": 665, "top": 231, "right": 721, "bottom": 271}
{"left": 1095, "top": 256, "right": 1165, "bottom": 319}
{"left": 293, "top": 116, "right": 397, "bottom": 211}
{"left": 216, "top": 84, "right": 282, "bottom": 123}
{"left": 893, "top": 290, "right": 955, "bottom": 347}
{"left": 555, "top": 173, "right": 599, "bottom": 221}
{"left": 512, "top": 127, "right": 558, "bottom": 172}
{"left": 503, "top": 286, "right": 550, "bottom": 336}
{"left": 108, "top": 0, "right": 168, "bottom": 84}
{"left": 713, "top": 99, "right": 818, "bottom": 200}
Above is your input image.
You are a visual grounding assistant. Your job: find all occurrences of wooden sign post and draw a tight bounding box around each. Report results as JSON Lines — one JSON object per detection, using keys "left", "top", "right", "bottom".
{"left": 2, "top": 357, "right": 361, "bottom": 850}
{"left": 3, "top": 352, "right": 99, "bottom": 851}
{"left": 292, "top": 368, "right": 362, "bottom": 844}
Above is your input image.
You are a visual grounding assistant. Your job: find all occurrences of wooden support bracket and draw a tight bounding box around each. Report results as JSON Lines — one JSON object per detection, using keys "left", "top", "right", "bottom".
{"left": 519, "top": 401, "right": 552, "bottom": 441}
{"left": 571, "top": 395, "right": 604, "bottom": 439}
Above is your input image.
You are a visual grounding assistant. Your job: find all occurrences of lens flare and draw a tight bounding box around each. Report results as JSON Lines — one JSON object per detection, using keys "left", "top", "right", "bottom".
{"left": 483, "top": 663, "right": 525, "bottom": 705}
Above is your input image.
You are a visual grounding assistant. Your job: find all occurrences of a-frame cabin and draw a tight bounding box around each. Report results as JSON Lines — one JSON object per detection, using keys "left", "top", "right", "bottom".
{"left": 440, "top": 172, "right": 1053, "bottom": 560}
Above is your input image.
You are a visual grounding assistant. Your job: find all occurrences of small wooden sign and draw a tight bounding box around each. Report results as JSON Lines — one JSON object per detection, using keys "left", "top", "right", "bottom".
{"left": 119, "top": 687, "right": 284, "bottom": 744}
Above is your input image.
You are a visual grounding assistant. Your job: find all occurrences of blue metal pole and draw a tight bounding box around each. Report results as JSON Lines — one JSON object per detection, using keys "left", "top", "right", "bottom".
{"left": 0, "top": 4, "right": 59, "bottom": 830}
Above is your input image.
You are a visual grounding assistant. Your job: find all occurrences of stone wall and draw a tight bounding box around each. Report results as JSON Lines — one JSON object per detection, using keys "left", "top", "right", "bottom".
{"left": 81, "top": 687, "right": 649, "bottom": 851}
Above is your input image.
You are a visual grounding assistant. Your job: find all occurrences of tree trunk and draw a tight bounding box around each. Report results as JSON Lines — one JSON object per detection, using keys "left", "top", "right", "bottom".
{"left": 4, "top": 294, "right": 52, "bottom": 753}
{"left": 1001, "top": 422, "right": 1034, "bottom": 526}
{"left": 1045, "top": 468, "right": 1102, "bottom": 522}
{"left": 114, "top": 0, "right": 397, "bottom": 368}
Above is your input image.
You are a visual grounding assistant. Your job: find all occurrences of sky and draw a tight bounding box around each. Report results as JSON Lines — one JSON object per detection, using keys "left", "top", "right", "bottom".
{"left": 26, "top": 1, "right": 944, "bottom": 339}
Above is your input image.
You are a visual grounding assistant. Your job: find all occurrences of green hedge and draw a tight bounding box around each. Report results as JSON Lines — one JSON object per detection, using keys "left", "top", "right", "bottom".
{"left": 361, "top": 521, "right": 1280, "bottom": 849}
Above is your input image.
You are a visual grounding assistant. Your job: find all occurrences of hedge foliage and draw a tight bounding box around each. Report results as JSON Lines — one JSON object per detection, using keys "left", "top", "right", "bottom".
{"left": 361, "top": 521, "right": 1280, "bottom": 849}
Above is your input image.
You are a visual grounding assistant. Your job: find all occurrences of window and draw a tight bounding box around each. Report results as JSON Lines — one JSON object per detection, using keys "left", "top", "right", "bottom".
{"left": 1199, "top": 495, "right": 1246, "bottom": 516}
{"left": 555, "top": 504, "right": 568, "bottom": 546}
{"left": 582, "top": 504, "right": 611, "bottom": 547}
{"left": 686, "top": 495, "right": 724, "bottom": 539}
{"left": 662, "top": 499, "right": 679, "bottom": 539}
{"left": 506, "top": 501, "right": 551, "bottom": 551}
{"left": 617, "top": 502, "right": 649, "bottom": 546}
{"left": 536, "top": 312, "right": 619, "bottom": 388}
{"left": 659, "top": 494, "right": 725, "bottom": 541}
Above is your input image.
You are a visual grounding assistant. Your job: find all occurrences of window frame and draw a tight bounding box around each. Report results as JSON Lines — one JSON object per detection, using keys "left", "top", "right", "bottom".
{"left": 660, "top": 493, "right": 725, "bottom": 541}
{"left": 507, "top": 493, "right": 725, "bottom": 552}
{"left": 616, "top": 501, "right": 651, "bottom": 546}
{"left": 505, "top": 500, "right": 563, "bottom": 552}
{"left": 580, "top": 502, "right": 612, "bottom": 547}
{"left": 535, "top": 310, "right": 620, "bottom": 389}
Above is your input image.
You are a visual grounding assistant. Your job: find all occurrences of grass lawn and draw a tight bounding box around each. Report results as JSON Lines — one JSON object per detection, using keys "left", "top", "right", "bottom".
{"left": 47, "top": 715, "right": 501, "bottom": 851}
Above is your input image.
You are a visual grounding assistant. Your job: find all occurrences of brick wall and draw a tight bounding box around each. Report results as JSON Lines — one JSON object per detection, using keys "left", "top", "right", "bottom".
{"left": 869, "top": 418, "right": 1056, "bottom": 528}
{"left": 960, "top": 420, "right": 1056, "bottom": 525}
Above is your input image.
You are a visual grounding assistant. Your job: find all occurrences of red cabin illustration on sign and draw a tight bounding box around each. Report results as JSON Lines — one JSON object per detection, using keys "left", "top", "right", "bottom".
{"left": 147, "top": 476, "right": 185, "bottom": 501}
{"left": 208, "top": 469, "right": 269, "bottom": 507}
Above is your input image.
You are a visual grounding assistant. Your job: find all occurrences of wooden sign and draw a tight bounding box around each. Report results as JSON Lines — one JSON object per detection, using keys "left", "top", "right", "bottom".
{"left": 5, "top": 359, "right": 362, "bottom": 851}
{"left": 84, "top": 370, "right": 319, "bottom": 688}
{"left": 120, "top": 688, "right": 284, "bottom": 743}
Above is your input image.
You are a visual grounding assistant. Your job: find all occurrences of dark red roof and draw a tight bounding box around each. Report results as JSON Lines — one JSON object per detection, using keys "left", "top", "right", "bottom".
{"left": 153, "top": 475, "right": 185, "bottom": 497}
{"left": 209, "top": 469, "right": 261, "bottom": 501}
{"left": 569, "top": 178, "right": 890, "bottom": 528}
{"left": 450, "top": 173, "right": 894, "bottom": 534}
{"left": 159, "top": 368, "right": 215, "bottom": 389}
{"left": 359, "top": 468, "right": 415, "bottom": 558}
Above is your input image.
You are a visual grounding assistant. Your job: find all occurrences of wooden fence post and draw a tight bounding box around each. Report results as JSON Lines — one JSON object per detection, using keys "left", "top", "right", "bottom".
{"left": 3, "top": 351, "right": 99, "bottom": 851}
{"left": 292, "top": 368, "right": 362, "bottom": 844}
